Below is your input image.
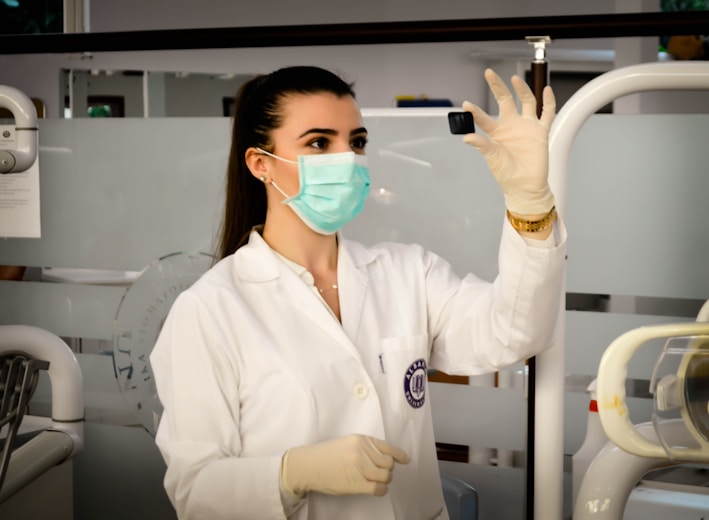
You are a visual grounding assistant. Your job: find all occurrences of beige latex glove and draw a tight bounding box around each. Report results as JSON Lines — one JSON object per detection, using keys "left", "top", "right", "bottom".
{"left": 462, "top": 68, "right": 556, "bottom": 215}
{"left": 281, "top": 434, "right": 410, "bottom": 497}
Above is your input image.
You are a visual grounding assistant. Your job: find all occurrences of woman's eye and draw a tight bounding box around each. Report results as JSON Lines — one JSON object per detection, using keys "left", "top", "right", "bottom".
{"left": 308, "top": 137, "right": 329, "bottom": 150}
{"left": 352, "top": 136, "right": 368, "bottom": 150}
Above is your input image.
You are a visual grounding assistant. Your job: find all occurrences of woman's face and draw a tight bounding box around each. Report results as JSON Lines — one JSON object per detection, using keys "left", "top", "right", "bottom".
{"left": 265, "top": 92, "right": 368, "bottom": 196}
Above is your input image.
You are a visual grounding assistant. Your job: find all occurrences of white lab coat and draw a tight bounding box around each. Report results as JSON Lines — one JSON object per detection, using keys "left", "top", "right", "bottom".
{"left": 150, "top": 219, "right": 566, "bottom": 520}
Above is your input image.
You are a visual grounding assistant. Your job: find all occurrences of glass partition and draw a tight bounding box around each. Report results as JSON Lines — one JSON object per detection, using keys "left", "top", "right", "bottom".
{"left": 60, "top": 69, "right": 255, "bottom": 118}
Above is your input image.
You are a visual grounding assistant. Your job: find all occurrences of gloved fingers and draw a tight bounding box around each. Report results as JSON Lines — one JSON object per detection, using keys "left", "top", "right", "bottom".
{"left": 510, "top": 74, "right": 538, "bottom": 120}
{"left": 370, "top": 482, "right": 390, "bottom": 497}
{"left": 368, "top": 436, "right": 410, "bottom": 465}
{"left": 461, "top": 100, "right": 496, "bottom": 135}
{"left": 360, "top": 459, "right": 394, "bottom": 485}
{"left": 484, "top": 68, "right": 518, "bottom": 119}
{"left": 539, "top": 85, "right": 557, "bottom": 129}
{"left": 459, "top": 101, "right": 495, "bottom": 155}
{"left": 363, "top": 437, "right": 396, "bottom": 472}
{"left": 356, "top": 440, "right": 395, "bottom": 494}
{"left": 462, "top": 131, "right": 494, "bottom": 157}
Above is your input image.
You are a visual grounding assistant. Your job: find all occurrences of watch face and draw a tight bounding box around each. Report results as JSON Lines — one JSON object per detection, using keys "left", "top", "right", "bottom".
{"left": 113, "top": 251, "right": 214, "bottom": 435}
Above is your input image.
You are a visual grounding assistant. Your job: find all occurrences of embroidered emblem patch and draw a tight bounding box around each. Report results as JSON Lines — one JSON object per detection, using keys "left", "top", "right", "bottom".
{"left": 404, "top": 358, "right": 427, "bottom": 408}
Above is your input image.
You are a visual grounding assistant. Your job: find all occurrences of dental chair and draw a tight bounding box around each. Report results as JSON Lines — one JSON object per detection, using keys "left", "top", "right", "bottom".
{"left": 0, "top": 325, "right": 83, "bottom": 506}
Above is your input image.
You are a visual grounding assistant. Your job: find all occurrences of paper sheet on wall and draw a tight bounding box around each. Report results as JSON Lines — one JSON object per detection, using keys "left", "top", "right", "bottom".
{"left": 0, "top": 124, "right": 41, "bottom": 238}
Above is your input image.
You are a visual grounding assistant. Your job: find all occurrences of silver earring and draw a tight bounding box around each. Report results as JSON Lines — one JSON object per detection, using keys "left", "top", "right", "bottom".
{"left": 259, "top": 175, "right": 267, "bottom": 183}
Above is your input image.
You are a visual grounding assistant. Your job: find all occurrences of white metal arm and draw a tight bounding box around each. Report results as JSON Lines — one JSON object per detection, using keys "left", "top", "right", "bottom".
{"left": 0, "top": 325, "right": 84, "bottom": 452}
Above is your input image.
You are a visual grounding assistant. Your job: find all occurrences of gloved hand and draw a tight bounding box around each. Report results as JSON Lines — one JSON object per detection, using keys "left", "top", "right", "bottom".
{"left": 281, "top": 434, "right": 410, "bottom": 497}
{"left": 461, "top": 68, "right": 556, "bottom": 216}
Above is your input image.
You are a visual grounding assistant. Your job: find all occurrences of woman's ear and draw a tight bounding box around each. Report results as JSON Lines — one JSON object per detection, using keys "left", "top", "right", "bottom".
{"left": 245, "top": 147, "right": 269, "bottom": 181}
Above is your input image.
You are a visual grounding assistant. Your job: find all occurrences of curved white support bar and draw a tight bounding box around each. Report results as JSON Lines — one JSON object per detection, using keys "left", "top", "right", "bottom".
{"left": 596, "top": 321, "right": 709, "bottom": 461}
{"left": 573, "top": 422, "right": 681, "bottom": 520}
{"left": 0, "top": 85, "right": 38, "bottom": 174}
{"left": 536, "top": 61, "right": 709, "bottom": 520}
{"left": 0, "top": 325, "right": 84, "bottom": 454}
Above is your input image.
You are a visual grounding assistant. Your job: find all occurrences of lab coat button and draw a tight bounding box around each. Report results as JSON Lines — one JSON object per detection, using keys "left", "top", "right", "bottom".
{"left": 353, "top": 383, "right": 369, "bottom": 399}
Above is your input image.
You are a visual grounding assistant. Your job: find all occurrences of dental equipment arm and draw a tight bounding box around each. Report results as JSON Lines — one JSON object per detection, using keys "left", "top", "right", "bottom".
{"left": 0, "top": 325, "right": 84, "bottom": 504}
{"left": 596, "top": 321, "right": 709, "bottom": 462}
{"left": 0, "top": 85, "right": 38, "bottom": 174}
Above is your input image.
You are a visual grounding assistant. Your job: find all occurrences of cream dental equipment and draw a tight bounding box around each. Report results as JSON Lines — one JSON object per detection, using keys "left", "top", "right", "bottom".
{"left": 572, "top": 301, "right": 709, "bottom": 519}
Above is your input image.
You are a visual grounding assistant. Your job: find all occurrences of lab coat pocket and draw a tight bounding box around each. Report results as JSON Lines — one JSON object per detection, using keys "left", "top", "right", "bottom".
{"left": 379, "top": 334, "right": 429, "bottom": 418}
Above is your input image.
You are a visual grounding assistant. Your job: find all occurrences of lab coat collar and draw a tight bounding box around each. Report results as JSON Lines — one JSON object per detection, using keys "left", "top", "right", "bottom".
{"left": 233, "top": 229, "right": 378, "bottom": 283}
{"left": 232, "top": 229, "right": 379, "bottom": 352}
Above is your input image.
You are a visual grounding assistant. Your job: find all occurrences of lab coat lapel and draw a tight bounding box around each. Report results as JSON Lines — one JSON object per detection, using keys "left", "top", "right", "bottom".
{"left": 235, "top": 230, "right": 361, "bottom": 359}
{"left": 277, "top": 266, "right": 357, "bottom": 357}
{"left": 338, "top": 237, "right": 376, "bottom": 346}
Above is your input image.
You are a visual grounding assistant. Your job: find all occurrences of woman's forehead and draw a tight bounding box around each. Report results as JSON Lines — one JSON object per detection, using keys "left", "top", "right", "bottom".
{"left": 278, "top": 92, "right": 363, "bottom": 131}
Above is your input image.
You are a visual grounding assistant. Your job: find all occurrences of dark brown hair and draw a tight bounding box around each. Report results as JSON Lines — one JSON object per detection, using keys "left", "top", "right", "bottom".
{"left": 216, "top": 66, "right": 356, "bottom": 259}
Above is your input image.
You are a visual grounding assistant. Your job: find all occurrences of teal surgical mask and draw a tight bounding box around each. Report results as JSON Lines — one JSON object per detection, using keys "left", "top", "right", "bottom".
{"left": 257, "top": 148, "right": 370, "bottom": 235}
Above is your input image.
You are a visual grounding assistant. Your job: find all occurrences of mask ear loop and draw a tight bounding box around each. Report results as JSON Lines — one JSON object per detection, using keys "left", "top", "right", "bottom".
{"left": 256, "top": 148, "right": 295, "bottom": 199}
{"left": 259, "top": 174, "right": 288, "bottom": 197}
{"left": 268, "top": 179, "right": 291, "bottom": 199}
{"left": 256, "top": 147, "right": 298, "bottom": 164}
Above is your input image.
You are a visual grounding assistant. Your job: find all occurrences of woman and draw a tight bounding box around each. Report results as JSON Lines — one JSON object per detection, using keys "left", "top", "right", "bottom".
{"left": 150, "top": 65, "right": 566, "bottom": 520}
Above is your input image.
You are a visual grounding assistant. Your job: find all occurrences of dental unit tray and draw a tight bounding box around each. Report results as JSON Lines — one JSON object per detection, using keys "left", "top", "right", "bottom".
{"left": 0, "top": 352, "right": 49, "bottom": 492}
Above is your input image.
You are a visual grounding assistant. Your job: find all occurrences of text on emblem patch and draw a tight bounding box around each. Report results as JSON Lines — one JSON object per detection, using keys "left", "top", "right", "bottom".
{"left": 404, "top": 358, "right": 426, "bottom": 408}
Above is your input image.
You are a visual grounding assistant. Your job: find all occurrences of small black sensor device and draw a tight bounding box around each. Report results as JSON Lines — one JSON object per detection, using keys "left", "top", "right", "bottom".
{"left": 447, "top": 111, "right": 475, "bottom": 135}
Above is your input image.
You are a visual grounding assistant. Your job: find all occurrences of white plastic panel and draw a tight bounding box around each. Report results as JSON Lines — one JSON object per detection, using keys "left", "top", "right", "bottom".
{"left": 430, "top": 382, "right": 526, "bottom": 451}
{"left": 566, "top": 114, "right": 709, "bottom": 300}
{"left": 565, "top": 311, "right": 694, "bottom": 379}
{"left": 346, "top": 108, "right": 503, "bottom": 281}
{"left": 0, "top": 280, "right": 125, "bottom": 340}
{"left": 0, "top": 118, "right": 230, "bottom": 270}
{"left": 0, "top": 110, "right": 501, "bottom": 274}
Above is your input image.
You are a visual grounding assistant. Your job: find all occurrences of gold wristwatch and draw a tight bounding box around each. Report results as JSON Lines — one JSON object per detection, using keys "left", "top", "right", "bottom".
{"left": 506, "top": 206, "right": 557, "bottom": 233}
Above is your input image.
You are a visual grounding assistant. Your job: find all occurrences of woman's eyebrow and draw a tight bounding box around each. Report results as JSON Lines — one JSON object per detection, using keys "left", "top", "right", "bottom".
{"left": 298, "top": 128, "right": 336, "bottom": 138}
{"left": 297, "top": 127, "right": 368, "bottom": 138}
